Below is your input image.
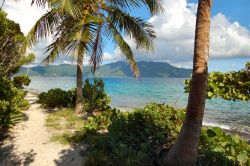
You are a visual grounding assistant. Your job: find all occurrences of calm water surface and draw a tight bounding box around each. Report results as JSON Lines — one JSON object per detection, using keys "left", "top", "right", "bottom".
{"left": 27, "top": 77, "right": 250, "bottom": 134}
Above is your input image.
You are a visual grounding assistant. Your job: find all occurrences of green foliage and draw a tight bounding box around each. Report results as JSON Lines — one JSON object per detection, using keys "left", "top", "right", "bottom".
{"left": 38, "top": 78, "right": 111, "bottom": 112}
{"left": 82, "top": 78, "right": 111, "bottom": 112}
{"left": 0, "top": 10, "right": 32, "bottom": 131}
{"left": 84, "top": 103, "right": 185, "bottom": 166}
{"left": 198, "top": 127, "right": 250, "bottom": 165}
{"left": 0, "top": 77, "right": 29, "bottom": 130}
{"left": 38, "top": 88, "right": 75, "bottom": 108}
{"left": 13, "top": 75, "right": 31, "bottom": 88}
{"left": 44, "top": 102, "right": 250, "bottom": 165}
{"left": 0, "top": 10, "right": 35, "bottom": 77}
{"left": 185, "top": 62, "right": 250, "bottom": 101}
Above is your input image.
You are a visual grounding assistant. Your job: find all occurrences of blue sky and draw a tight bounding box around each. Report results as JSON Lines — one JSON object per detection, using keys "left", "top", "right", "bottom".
{"left": 189, "top": 0, "right": 250, "bottom": 30}
{"left": 105, "top": 0, "right": 250, "bottom": 71}
{"left": 2, "top": 0, "right": 250, "bottom": 72}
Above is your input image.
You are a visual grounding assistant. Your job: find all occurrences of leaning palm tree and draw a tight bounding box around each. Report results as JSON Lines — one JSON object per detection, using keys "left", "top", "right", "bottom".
{"left": 23, "top": 0, "right": 162, "bottom": 113}
{"left": 166, "top": 0, "right": 212, "bottom": 165}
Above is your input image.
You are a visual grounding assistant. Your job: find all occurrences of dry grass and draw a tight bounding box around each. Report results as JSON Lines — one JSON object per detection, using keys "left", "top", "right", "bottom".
{"left": 45, "top": 108, "right": 86, "bottom": 145}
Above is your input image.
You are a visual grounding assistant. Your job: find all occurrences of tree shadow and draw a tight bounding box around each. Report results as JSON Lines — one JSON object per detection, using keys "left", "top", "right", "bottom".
{"left": 0, "top": 112, "right": 34, "bottom": 166}
{"left": 0, "top": 112, "right": 29, "bottom": 144}
{"left": 54, "top": 143, "right": 87, "bottom": 166}
{"left": 0, "top": 143, "right": 36, "bottom": 166}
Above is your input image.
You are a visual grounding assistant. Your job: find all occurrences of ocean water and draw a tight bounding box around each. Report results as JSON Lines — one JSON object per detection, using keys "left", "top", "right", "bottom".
{"left": 27, "top": 77, "right": 250, "bottom": 134}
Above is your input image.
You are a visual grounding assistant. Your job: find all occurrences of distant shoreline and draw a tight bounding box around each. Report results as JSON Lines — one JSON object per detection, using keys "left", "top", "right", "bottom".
{"left": 26, "top": 90, "right": 250, "bottom": 142}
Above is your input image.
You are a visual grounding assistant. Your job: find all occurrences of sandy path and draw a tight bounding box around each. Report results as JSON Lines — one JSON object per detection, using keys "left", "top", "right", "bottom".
{"left": 0, "top": 93, "right": 85, "bottom": 166}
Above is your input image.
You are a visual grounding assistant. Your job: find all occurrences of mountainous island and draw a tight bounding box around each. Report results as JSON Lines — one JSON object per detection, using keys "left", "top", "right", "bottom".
{"left": 18, "top": 61, "right": 192, "bottom": 78}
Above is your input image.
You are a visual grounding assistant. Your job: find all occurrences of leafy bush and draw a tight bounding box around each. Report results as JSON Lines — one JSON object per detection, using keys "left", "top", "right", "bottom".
{"left": 82, "top": 78, "right": 111, "bottom": 112}
{"left": 185, "top": 62, "right": 250, "bottom": 101}
{"left": 198, "top": 127, "right": 250, "bottom": 166}
{"left": 44, "top": 102, "right": 250, "bottom": 165}
{"left": 82, "top": 103, "right": 249, "bottom": 166}
{"left": 0, "top": 77, "right": 29, "bottom": 130}
{"left": 84, "top": 103, "right": 185, "bottom": 166}
{"left": 38, "top": 78, "right": 111, "bottom": 112}
{"left": 38, "top": 88, "right": 75, "bottom": 108}
{"left": 13, "top": 75, "right": 31, "bottom": 88}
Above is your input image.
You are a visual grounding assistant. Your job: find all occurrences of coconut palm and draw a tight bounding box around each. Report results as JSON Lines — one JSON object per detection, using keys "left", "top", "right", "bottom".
{"left": 166, "top": 0, "right": 212, "bottom": 165}
{"left": 23, "top": 0, "right": 162, "bottom": 113}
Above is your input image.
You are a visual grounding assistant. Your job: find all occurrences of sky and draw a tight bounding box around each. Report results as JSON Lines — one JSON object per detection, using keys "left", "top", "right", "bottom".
{"left": 1, "top": 0, "right": 250, "bottom": 72}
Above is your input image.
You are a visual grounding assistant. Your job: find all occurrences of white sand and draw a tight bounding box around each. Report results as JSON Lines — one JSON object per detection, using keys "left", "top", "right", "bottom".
{"left": 0, "top": 93, "right": 86, "bottom": 166}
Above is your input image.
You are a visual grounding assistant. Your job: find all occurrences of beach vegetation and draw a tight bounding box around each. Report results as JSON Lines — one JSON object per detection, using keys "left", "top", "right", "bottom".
{"left": 0, "top": 10, "right": 35, "bottom": 77}
{"left": 0, "top": 77, "right": 29, "bottom": 130}
{"left": 38, "top": 88, "right": 75, "bottom": 109}
{"left": 198, "top": 127, "right": 250, "bottom": 165}
{"left": 45, "top": 103, "right": 250, "bottom": 165}
{"left": 38, "top": 78, "right": 111, "bottom": 112}
{"left": 13, "top": 75, "right": 31, "bottom": 89}
{"left": 0, "top": 10, "right": 32, "bottom": 131}
{"left": 185, "top": 62, "right": 250, "bottom": 101}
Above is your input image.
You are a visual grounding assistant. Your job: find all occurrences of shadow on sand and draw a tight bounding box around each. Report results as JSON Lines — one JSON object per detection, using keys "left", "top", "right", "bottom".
{"left": 0, "top": 143, "right": 36, "bottom": 166}
{"left": 54, "top": 143, "right": 87, "bottom": 166}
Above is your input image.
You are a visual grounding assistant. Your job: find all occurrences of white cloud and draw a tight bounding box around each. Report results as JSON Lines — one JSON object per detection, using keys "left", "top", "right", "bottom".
{"left": 2, "top": 0, "right": 47, "bottom": 35}
{"left": 2, "top": 0, "right": 250, "bottom": 68}
{"left": 126, "top": 0, "right": 250, "bottom": 67}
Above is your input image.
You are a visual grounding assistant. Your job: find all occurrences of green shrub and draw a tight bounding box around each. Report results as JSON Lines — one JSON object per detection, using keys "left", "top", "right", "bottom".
{"left": 82, "top": 103, "right": 249, "bottom": 166}
{"left": 0, "top": 77, "right": 29, "bottom": 130}
{"left": 84, "top": 103, "right": 185, "bottom": 166}
{"left": 82, "top": 78, "right": 111, "bottom": 113}
{"left": 197, "top": 127, "right": 250, "bottom": 166}
{"left": 38, "top": 88, "right": 74, "bottom": 108}
{"left": 38, "top": 78, "right": 111, "bottom": 112}
{"left": 13, "top": 75, "right": 31, "bottom": 88}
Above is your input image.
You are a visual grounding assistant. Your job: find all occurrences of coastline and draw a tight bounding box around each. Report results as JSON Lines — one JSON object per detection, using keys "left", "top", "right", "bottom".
{"left": 26, "top": 90, "right": 250, "bottom": 142}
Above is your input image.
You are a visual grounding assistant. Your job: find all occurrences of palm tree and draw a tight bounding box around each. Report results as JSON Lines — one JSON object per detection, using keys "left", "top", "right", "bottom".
{"left": 23, "top": 0, "right": 162, "bottom": 114}
{"left": 166, "top": 0, "right": 212, "bottom": 165}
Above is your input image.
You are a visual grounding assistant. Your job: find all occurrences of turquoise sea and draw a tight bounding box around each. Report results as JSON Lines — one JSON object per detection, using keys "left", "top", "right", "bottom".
{"left": 27, "top": 77, "right": 250, "bottom": 135}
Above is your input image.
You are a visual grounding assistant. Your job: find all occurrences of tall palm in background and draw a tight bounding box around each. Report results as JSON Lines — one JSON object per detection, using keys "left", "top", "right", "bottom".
{"left": 166, "top": 0, "right": 212, "bottom": 165}
{"left": 23, "top": 0, "right": 162, "bottom": 113}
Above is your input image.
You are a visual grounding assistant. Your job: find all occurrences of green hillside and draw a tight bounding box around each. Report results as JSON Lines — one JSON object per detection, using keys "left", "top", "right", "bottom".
{"left": 17, "top": 61, "right": 192, "bottom": 78}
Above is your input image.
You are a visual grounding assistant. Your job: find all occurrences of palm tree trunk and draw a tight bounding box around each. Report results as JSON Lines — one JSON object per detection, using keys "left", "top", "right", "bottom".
{"left": 165, "top": 0, "right": 212, "bottom": 165}
{"left": 75, "top": 54, "right": 83, "bottom": 114}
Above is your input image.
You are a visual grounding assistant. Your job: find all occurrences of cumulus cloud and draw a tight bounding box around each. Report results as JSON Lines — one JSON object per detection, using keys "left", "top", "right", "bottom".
{"left": 2, "top": 0, "right": 250, "bottom": 68}
{"left": 2, "top": 0, "right": 47, "bottom": 35}
{"left": 126, "top": 0, "right": 250, "bottom": 67}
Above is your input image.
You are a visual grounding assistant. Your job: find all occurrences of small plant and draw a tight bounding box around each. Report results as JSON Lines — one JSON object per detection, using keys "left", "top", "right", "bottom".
{"left": 13, "top": 75, "right": 31, "bottom": 88}
{"left": 82, "top": 78, "right": 111, "bottom": 113}
{"left": 198, "top": 127, "right": 250, "bottom": 166}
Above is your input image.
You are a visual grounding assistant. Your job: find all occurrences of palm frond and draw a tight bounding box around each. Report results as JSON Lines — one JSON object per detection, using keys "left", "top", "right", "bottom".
{"left": 25, "top": 10, "right": 60, "bottom": 49}
{"left": 31, "top": 0, "right": 47, "bottom": 7}
{"left": 108, "top": 7, "right": 156, "bottom": 51}
{"left": 107, "top": 0, "right": 163, "bottom": 14}
{"left": 90, "top": 23, "right": 103, "bottom": 72}
{"left": 141, "top": 0, "right": 164, "bottom": 14}
{"left": 108, "top": 23, "right": 140, "bottom": 77}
